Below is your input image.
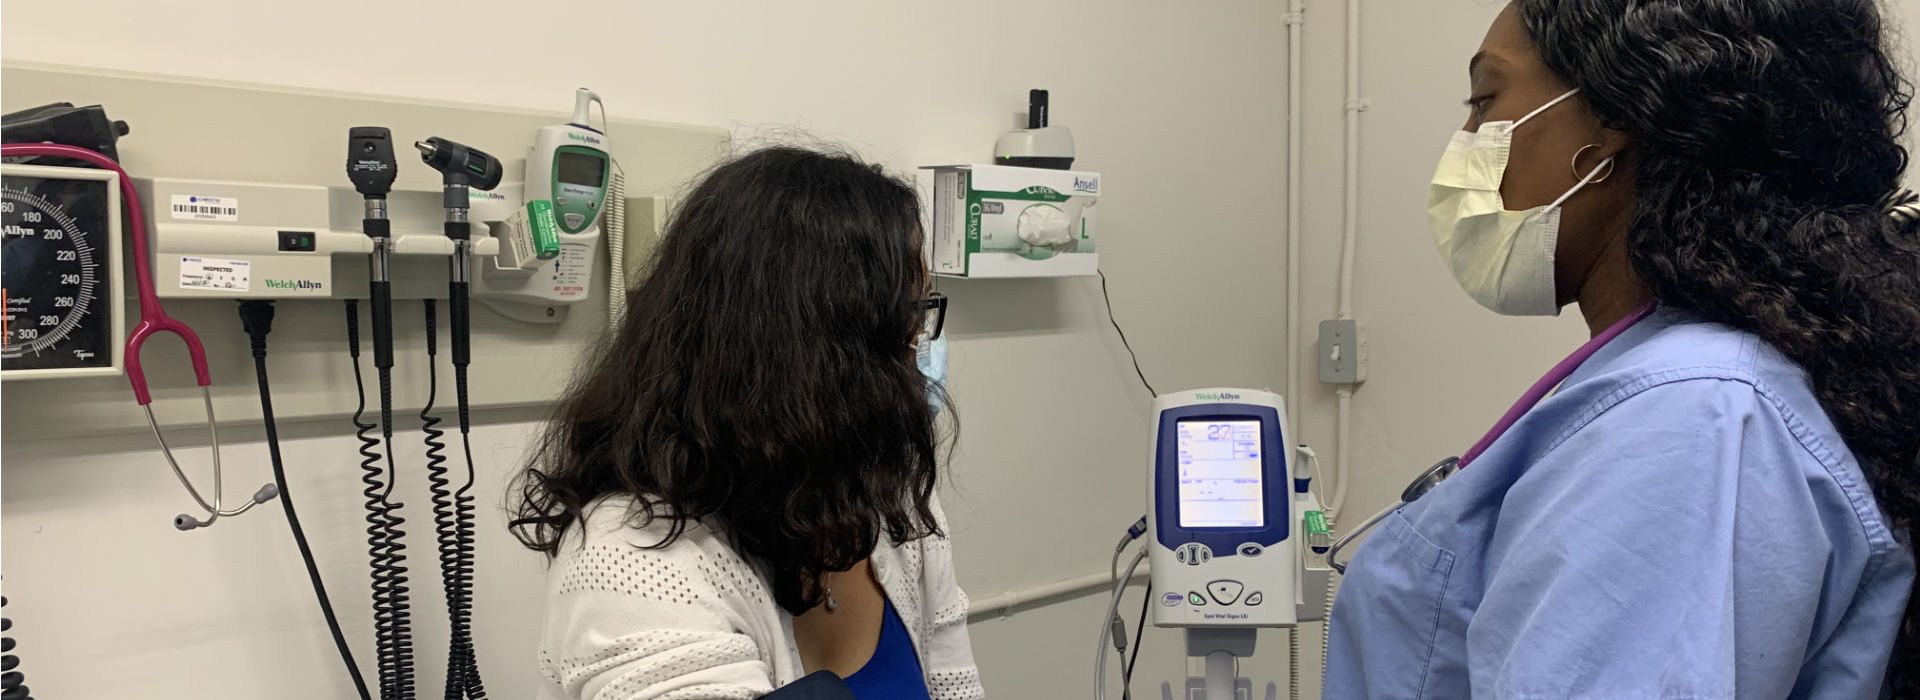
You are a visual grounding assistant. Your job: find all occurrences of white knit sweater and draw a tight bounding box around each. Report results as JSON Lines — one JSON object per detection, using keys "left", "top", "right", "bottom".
{"left": 535, "top": 494, "right": 986, "bottom": 700}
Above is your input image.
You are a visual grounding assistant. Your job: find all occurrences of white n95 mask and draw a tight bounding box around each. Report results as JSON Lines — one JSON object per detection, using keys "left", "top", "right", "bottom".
{"left": 1428, "top": 88, "right": 1612, "bottom": 316}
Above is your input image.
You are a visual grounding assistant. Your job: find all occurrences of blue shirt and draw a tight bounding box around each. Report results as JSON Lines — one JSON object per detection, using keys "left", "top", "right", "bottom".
{"left": 842, "top": 599, "right": 930, "bottom": 699}
{"left": 1325, "top": 308, "right": 1914, "bottom": 699}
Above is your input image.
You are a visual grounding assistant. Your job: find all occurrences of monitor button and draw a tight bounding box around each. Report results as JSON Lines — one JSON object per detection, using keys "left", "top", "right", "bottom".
{"left": 1244, "top": 591, "right": 1263, "bottom": 606}
{"left": 1188, "top": 592, "right": 1208, "bottom": 606}
{"left": 1238, "top": 543, "right": 1263, "bottom": 558}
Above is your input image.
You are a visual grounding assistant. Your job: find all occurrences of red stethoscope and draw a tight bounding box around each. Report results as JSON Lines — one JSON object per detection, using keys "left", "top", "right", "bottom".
{"left": 1327, "top": 301, "right": 1658, "bottom": 573}
{"left": 3, "top": 143, "right": 276, "bottom": 530}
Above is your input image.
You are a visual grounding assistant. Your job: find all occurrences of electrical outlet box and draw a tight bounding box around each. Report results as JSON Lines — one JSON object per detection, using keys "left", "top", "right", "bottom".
{"left": 1318, "top": 319, "right": 1367, "bottom": 384}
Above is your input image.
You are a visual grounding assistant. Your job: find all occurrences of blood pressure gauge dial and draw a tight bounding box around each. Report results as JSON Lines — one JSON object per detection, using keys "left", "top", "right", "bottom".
{"left": 1, "top": 164, "right": 124, "bottom": 379}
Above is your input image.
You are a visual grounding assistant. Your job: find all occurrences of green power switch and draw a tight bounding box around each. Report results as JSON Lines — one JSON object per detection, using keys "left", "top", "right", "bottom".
{"left": 277, "top": 230, "right": 317, "bottom": 252}
{"left": 1188, "top": 592, "right": 1207, "bottom": 606}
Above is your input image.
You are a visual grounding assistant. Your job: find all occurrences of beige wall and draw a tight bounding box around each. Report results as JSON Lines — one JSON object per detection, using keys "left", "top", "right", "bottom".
{"left": 4, "top": 1, "right": 1916, "bottom": 698}
{"left": 0, "top": 1, "right": 1288, "bottom": 697}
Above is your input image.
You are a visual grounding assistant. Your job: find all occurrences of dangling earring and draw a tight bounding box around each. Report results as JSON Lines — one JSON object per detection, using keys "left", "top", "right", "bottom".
{"left": 1573, "top": 144, "right": 1616, "bottom": 183}
{"left": 823, "top": 572, "right": 838, "bottom": 612}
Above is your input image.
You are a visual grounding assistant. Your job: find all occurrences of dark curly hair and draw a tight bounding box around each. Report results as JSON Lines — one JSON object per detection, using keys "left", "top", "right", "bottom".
{"left": 1519, "top": 0, "right": 1920, "bottom": 690}
{"left": 508, "top": 145, "right": 946, "bottom": 615}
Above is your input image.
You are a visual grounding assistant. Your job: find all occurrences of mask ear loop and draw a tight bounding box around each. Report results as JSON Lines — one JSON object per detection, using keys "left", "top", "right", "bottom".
{"left": 1542, "top": 154, "right": 1615, "bottom": 213}
{"left": 1511, "top": 88, "right": 1583, "bottom": 129}
{"left": 1517, "top": 151, "right": 1616, "bottom": 229}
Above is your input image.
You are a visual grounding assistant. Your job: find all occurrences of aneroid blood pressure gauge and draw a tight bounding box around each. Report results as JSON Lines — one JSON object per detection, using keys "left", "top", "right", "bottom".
{"left": 1, "top": 163, "right": 125, "bottom": 379}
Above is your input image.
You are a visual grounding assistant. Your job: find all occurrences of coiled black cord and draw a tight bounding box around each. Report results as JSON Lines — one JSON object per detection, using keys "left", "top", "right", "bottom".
{"left": 349, "top": 300, "right": 416, "bottom": 700}
{"left": 242, "top": 301, "right": 371, "bottom": 700}
{"left": 2, "top": 594, "right": 30, "bottom": 700}
{"left": 453, "top": 364, "right": 485, "bottom": 699}
{"left": 421, "top": 301, "right": 484, "bottom": 699}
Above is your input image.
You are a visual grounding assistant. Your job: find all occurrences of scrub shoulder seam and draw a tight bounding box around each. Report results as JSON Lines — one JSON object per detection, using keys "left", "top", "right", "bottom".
{"left": 1542, "top": 366, "right": 1903, "bottom": 565}
{"left": 1543, "top": 364, "right": 1759, "bottom": 456}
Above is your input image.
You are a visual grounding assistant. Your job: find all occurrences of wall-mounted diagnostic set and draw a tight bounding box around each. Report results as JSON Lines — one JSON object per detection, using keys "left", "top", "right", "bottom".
{"left": 0, "top": 84, "right": 642, "bottom": 700}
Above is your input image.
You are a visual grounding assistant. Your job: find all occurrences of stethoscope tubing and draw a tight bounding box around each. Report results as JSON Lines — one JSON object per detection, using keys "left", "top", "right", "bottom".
{"left": 2, "top": 143, "right": 254, "bottom": 528}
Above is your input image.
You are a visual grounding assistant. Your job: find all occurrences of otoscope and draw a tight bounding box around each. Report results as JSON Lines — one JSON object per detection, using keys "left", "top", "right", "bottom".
{"left": 346, "top": 127, "right": 417, "bottom": 700}
{"left": 414, "top": 136, "right": 501, "bottom": 699}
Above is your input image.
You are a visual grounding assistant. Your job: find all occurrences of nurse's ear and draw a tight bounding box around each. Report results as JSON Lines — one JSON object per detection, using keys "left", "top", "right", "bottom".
{"left": 1570, "top": 128, "right": 1632, "bottom": 187}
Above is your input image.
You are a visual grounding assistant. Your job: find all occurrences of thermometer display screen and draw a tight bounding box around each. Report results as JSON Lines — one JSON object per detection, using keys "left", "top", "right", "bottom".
{"left": 557, "top": 151, "right": 605, "bottom": 187}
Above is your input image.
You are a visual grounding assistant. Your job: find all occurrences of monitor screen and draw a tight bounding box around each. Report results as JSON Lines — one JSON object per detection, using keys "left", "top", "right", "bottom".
{"left": 557, "top": 151, "right": 606, "bottom": 187}
{"left": 1176, "top": 419, "right": 1265, "bottom": 529}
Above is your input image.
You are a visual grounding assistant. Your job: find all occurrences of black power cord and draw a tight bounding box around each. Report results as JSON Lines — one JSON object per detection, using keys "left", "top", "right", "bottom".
{"left": 1098, "top": 270, "right": 1157, "bottom": 397}
{"left": 1124, "top": 582, "right": 1150, "bottom": 698}
{"left": 239, "top": 300, "right": 373, "bottom": 700}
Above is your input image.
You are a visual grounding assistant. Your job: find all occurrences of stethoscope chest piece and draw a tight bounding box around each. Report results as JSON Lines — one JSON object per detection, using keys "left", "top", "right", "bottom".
{"left": 1328, "top": 456, "right": 1462, "bottom": 574}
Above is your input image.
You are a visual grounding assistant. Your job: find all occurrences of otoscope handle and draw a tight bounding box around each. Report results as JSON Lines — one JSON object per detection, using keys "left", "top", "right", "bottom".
{"left": 370, "top": 280, "right": 394, "bottom": 371}
{"left": 449, "top": 281, "right": 470, "bottom": 369}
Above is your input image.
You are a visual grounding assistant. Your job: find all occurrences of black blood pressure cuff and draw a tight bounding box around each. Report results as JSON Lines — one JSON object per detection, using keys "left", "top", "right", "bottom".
{"left": 762, "top": 671, "right": 857, "bottom": 700}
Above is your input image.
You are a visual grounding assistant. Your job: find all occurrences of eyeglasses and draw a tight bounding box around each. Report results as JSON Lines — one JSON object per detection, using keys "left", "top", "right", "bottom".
{"left": 916, "top": 293, "right": 948, "bottom": 341}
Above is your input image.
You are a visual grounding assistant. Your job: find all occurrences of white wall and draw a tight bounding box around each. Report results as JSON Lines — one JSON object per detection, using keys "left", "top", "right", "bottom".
{"left": 1, "top": 1, "right": 1290, "bottom": 698}
{"left": 8, "top": 1, "right": 1917, "bottom": 699}
{"left": 1287, "top": 4, "right": 1920, "bottom": 700}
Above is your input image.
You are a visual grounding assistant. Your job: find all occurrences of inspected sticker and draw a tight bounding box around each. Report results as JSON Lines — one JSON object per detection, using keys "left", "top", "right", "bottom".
{"left": 179, "top": 256, "right": 251, "bottom": 292}
{"left": 170, "top": 194, "right": 240, "bottom": 222}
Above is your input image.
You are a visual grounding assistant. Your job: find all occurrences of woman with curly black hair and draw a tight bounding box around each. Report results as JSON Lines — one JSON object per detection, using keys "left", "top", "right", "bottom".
{"left": 511, "top": 146, "right": 981, "bottom": 699}
{"left": 1325, "top": 1, "right": 1919, "bottom": 697}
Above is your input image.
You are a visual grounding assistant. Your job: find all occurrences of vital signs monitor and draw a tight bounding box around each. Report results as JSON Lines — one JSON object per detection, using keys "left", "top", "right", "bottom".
{"left": 1147, "top": 388, "right": 1296, "bottom": 628}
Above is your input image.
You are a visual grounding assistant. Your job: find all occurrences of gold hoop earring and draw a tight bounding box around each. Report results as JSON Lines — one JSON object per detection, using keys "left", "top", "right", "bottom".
{"left": 1573, "top": 144, "right": 1616, "bottom": 183}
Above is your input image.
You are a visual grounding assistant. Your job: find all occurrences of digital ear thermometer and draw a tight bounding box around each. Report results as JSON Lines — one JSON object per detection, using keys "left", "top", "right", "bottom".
{"left": 528, "top": 89, "right": 611, "bottom": 235}
{"left": 477, "top": 88, "right": 614, "bottom": 318}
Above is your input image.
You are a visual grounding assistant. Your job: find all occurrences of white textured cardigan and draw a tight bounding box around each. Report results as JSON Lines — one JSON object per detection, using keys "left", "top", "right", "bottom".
{"left": 535, "top": 494, "right": 986, "bottom": 700}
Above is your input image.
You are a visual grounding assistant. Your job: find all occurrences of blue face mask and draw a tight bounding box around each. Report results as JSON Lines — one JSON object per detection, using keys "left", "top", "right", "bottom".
{"left": 916, "top": 334, "right": 948, "bottom": 415}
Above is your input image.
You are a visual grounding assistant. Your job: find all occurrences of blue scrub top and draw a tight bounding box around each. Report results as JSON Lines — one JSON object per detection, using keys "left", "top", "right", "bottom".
{"left": 1325, "top": 308, "right": 1914, "bottom": 699}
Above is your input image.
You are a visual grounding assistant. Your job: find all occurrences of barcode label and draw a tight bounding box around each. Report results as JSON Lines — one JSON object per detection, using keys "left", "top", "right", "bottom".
{"left": 170, "top": 194, "right": 240, "bottom": 222}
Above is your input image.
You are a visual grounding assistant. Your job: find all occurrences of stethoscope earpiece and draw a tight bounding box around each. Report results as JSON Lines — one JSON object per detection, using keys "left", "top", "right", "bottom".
{"left": 173, "top": 482, "right": 278, "bottom": 533}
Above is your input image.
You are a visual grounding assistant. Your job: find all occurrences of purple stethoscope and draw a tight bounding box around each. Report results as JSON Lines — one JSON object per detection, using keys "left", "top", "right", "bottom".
{"left": 1327, "top": 301, "right": 1658, "bottom": 573}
